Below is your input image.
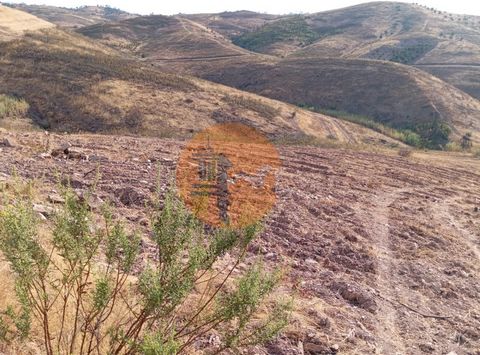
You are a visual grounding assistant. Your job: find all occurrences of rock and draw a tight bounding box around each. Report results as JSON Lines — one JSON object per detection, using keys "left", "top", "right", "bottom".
{"left": 330, "top": 344, "right": 339, "bottom": 352}
{"left": 303, "top": 342, "right": 330, "bottom": 354}
{"left": 474, "top": 206, "right": 478, "bottom": 212}
{"left": 33, "top": 204, "right": 54, "bottom": 218}
{"left": 0, "top": 138, "right": 13, "bottom": 147}
{"left": 66, "top": 148, "right": 87, "bottom": 160}
{"left": 48, "top": 193, "right": 65, "bottom": 204}
{"left": 418, "top": 343, "right": 435, "bottom": 353}
{"left": 330, "top": 281, "right": 378, "bottom": 313}
{"left": 117, "top": 187, "right": 147, "bottom": 207}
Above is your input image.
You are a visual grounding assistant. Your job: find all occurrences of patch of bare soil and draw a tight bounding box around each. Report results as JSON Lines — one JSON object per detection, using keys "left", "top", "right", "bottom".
{"left": 0, "top": 130, "right": 479, "bottom": 354}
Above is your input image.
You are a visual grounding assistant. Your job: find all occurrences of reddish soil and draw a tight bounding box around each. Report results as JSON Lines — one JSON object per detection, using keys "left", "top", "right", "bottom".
{"left": 0, "top": 130, "right": 479, "bottom": 354}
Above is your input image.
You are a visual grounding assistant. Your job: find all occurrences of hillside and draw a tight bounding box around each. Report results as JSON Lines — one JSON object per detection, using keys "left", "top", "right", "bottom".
{"left": 181, "top": 11, "right": 281, "bottom": 38}
{"left": 3, "top": 3, "right": 136, "bottom": 28}
{"left": 187, "top": 57, "right": 480, "bottom": 147}
{"left": 77, "top": 4, "right": 480, "bottom": 148}
{"left": 0, "top": 26, "right": 401, "bottom": 146}
{"left": 77, "top": 14, "right": 257, "bottom": 60}
{"left": 224, "top": 2, "right": 480, "bottom": 101}
{"left": 228, "top": 2, "right": 480, "bottom": 63}
{"left": 0, "top": 4, "right": 54, "bottom": 41}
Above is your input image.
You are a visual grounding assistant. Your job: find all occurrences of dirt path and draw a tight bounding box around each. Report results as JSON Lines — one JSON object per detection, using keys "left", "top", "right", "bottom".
{"left": 356, "top": 189, "right": 407, "bottom": 354}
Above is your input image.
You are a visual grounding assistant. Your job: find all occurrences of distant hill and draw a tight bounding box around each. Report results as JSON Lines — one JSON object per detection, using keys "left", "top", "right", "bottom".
{"left": 188, "top": 56, "right": 480, "bottom": 147}
{"left": 224, "top": 2, "right": 480, "bottom": 101}
{"left": 0, "top": 21, "right": 398, "bottom": 146}
{"left": 0, "top": 4, "right": 54, "bottom": 41}
{"left": 3, "top": 3, "right": 136, "bottom": 28}
{"left": 77, "top": 15, "right": 255, "bottom": 60}
{"left": 77, "top": 4, "right": 480, "bottom": 148}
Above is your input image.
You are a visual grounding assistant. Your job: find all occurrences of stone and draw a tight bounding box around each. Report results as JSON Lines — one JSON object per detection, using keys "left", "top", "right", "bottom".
{"left": 0, "top": 138, "right": 13, "bottom": 147}
{"left": 48, "top": 193, "right": 65, "bottom": 204}
{"left": 66, "top": 148, "right": 87, "bottom": 160}
{"left": 33, "top": 204, "right": 54, "bottom": 218}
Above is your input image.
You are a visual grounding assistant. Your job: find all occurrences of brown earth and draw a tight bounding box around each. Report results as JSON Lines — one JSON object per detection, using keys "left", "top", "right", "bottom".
{"left": 0, "top": 129, "right": 478, "bottom": 354}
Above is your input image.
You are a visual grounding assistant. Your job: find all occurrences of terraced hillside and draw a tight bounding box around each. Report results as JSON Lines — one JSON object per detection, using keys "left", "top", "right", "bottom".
{"left": 3, "top": 3, "right": 136, "bottom": 28}
{"left": 0, "top": 129, "right": 479, "bottom": 354}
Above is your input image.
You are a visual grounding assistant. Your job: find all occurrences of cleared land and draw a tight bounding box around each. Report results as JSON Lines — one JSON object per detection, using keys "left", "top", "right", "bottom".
{"left": 0, "top": 130, "right": 479, "bottom": 354}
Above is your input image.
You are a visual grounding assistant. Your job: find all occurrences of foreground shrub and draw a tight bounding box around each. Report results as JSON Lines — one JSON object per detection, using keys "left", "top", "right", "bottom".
{"left": 0, "top": 188, "right": 289, "bottom": 354}
{"left": 0, "top": 94, "right": 29, "bottom": 119}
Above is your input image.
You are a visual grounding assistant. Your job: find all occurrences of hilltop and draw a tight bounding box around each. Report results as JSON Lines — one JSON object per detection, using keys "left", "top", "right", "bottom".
{"left": 2, "top": 3, "right": 136, "bottom": 27}
{"left": 219, "top": 2, "right": 480, "bottom": 101}
{"left": 0, "top": 4, "right": 54, "bottom": 41}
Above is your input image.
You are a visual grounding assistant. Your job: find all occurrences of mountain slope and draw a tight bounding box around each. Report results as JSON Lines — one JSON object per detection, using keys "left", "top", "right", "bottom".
{"left": 0, "top": 4, "right": 54, "bottom": 41}
{"left": 226, "top": 2, "right": 480, "bottom": 101}
{"left": 0, "top": 26, "right": 400, "bottom": 146}
{"left": 77, "top": 8, "right": 480, "bottom": 147}
{"left": 78, "top": 15, "right": 256, "bottom": 60}
{"left": 189, "top": 56, "right": 480, "bottom": 147}
{"left": 3, "top": 3, "right": 136, "bottom": 28}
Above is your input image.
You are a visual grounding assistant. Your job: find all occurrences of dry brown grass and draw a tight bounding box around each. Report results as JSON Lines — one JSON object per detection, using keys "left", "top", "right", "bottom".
{"left": 0, "top": 5, "right": 54, "bottom": 41}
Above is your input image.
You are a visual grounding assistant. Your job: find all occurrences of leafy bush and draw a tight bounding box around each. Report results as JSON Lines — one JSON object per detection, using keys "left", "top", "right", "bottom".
{"left": 0, "top": 95, "right": 29, "bottom": 120}
{"left": 0, "top": 188, "right": 289, "bottom": 354}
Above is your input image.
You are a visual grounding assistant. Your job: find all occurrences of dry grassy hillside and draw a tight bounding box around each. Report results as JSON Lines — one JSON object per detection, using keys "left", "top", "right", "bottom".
{"left": 3, "top": 3, "right": 136, "bottom": 28}
{"left": 77, "top": 15, "right": 256, "bottom": 60}
{"left": 75, "top": 4, "right": 480, "bottom": 148}
{"left": 0, "top": 28, "right": 400, "bottom": 146}
{"left": 226, "top": 2, "right": 480, "bottom": 63}
{"left": 181, "top": 11, "right": 281, "bottom": 38}
{"left": 220, "top": 2, "right": 480, "bottom": 101}
{"left": 162, "top": 56, "right": 480, "bottom": 147}
{"left": 0, "top": 4, "right": 54, "bottom": 41}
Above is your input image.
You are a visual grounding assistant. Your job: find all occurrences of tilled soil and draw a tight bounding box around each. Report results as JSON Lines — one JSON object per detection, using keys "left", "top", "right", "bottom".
{"left": 0, "top": 130, "right": 479, "bottom": 355}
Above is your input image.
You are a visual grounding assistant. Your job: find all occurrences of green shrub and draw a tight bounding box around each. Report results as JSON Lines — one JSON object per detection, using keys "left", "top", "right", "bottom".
{"left": 0, "top": 95, "right": 29, "bottom": 119}
{"left": 445, "top": 142, "right": 462, "bottom": 152}
{"left": 0, "top": 187, "right": 289, "bottom": 354}
{"left": 301, "top": 105, "right": 423, "bottom": 148}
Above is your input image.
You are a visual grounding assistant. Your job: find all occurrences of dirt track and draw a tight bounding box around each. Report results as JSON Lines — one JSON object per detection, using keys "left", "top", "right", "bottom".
{"left": 0, "top": 131, "right": 479, "bottom": 354}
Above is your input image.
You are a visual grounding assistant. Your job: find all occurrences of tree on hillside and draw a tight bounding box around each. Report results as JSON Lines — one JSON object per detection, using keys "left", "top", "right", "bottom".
{"left": 460, "top": 132, "right": 473, "bottom": 150}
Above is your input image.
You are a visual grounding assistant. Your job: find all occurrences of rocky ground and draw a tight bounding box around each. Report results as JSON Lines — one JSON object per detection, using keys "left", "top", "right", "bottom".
{"left": 0, "top": 130, "right": 479, "bottom": 354}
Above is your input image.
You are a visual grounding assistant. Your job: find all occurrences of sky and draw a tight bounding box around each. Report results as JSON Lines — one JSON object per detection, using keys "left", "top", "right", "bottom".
{"left": 3, "top": 0, "right": 480, "bottom": 16}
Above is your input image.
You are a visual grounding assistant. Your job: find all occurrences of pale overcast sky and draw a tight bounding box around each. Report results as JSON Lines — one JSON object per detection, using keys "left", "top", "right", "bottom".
{"left": 3, "top": 0, "right": 480, "bottom": 16}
